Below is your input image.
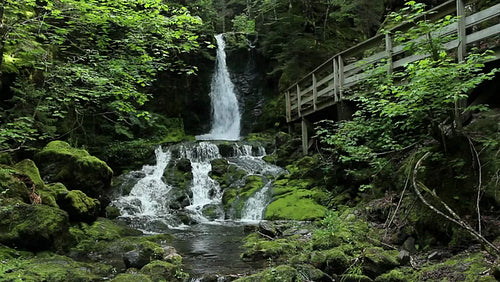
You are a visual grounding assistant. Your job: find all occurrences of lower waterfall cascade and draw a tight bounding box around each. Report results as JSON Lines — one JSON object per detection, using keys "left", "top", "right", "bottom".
{"left": 111, "top": 141, "right": 284, "bottom": 230}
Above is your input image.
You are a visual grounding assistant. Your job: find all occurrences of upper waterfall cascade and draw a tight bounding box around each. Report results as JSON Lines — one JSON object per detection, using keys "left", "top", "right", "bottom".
{"left": 197, "top": 34, "right": 241, "bottom": 141}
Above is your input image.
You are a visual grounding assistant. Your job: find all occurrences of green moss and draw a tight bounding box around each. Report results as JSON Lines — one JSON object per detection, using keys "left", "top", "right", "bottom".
{"left": 159, "top": 118, "right": 187, "bottom": 143}
{"left": 415, "top": 252, "right": 495, "bottom": 281}
{"left": 37, "top": 183, "right": 69, "bottom": 208}
{"left": 0, "top": 202, "right": 70, "bottom": 251}
{"left": 265, "top": 189, "right": 327, "bottom": 221}
{"left": 0, "top": 252, "right": 113, "bottom": 281}
{"left": 241, "top": 175, "right": 264, "bottom": 198}
{"left": 13, "top": 159, "right": 44, "bottom": 189}
{"left": 234, "top": 265, "right": 299, "bottom": 282}
{"left": 69, "top": 218, "right": 143, "bottom": 248}
{"left": 363, "top": 247, "right": 400, "bottom": 277}
{"left": 139, "top": 260, "right": 188, "bottom": 282}
{"left": 271, "top": 178, "right": 312, "bottom": 196}
{"left": 111, "top": 273, "right": 153, "bottom": 282}
{"left": 60, "top": 190, "right": 100, "bottom": 222}
{"left": 0, "top": 167, "right": 30, "bottom": 202}
{"left": 35, "top": 141, "right": 113, "bottom": 198}
{"left": 222, "top": 188, "right": 238, "bottom": 210}
{"left": 310, "top": 248, "right": 351, "bottom": 274}
{"left": 241, "top": 233, "right": 299, "bottom": 260}
{"left": 0, "top": 153, "right": 13, "bottom": 165}
{"left": 375, "top": 269, "right": 412, "bottom": 282}
{"left": 43, "top": 140, "right": 91, "bottom": 158}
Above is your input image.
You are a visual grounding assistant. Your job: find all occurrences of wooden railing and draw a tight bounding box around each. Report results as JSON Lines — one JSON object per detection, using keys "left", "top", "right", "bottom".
{"left": 284, "top": 0, "right": 500, "bottom": 123}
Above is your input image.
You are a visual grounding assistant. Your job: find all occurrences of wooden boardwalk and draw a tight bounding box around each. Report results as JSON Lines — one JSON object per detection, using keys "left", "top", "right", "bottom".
{"left": 284, "top": 0, "right": 500, "bottom": 126}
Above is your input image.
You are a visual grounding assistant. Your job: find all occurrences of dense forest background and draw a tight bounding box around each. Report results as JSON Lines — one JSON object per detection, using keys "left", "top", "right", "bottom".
{"left": 0, "top": 0, "right": 458, "bottom": 159}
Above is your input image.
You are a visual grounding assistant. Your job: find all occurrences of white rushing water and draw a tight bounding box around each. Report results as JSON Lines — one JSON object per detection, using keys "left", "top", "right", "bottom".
{"left": 179, "top": 142, "right": 223, "bottom": 213}
{"left": 113, "top": 147, "right": 172, "bottom": 217}
{"left": 197, "top": 34, "right": 241, "bottom": 141}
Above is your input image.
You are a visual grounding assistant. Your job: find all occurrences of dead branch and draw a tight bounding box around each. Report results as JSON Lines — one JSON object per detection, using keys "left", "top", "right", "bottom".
{"left": 412, "top": 152, "right": 500, "bottom": 256}
{"left": 467, "top": 136, "right": 483, "bottom": 234}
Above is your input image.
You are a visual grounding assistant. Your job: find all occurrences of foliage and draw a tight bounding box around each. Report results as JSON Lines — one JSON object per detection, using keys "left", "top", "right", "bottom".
{"left": 0, "top": 0, "right": 203, "bottom": 151}
{"left": 316, "top": 1, "right": 498, "bottom": 179}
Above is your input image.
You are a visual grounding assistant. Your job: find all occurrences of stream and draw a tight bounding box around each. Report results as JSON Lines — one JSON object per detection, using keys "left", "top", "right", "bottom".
{"left": 111, "top": 33, "right": 279, "bottom": 279}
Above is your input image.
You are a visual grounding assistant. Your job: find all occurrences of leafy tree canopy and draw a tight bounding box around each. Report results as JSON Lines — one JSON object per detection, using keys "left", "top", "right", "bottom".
{"left": 0, "top": 0, "right": 203, "bottom": 151}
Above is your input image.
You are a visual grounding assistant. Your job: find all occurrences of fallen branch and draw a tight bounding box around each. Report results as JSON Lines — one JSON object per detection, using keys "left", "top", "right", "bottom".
{"left": 412, "top": 152, "right": 500, "bottom": 256}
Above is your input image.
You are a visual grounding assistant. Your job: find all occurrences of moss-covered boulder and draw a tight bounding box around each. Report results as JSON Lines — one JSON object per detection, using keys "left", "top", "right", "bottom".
{"left": 123, "top": 240, "right": 166, "bottom": 269}
{"left": 362, "top": 247, "right": 400, "bottom": 278}
{"left": 210, "top": 158, "right": 229, "bottom": 177}
{"left": 58, "top": 190, "right": 100, "bottom": 222}
{"left": 265, "top": 189, "right": 327, "bottom": 221}
{"left": 0, "top": 250, "right": 113, "bottom": 281}
{"left": 0, "top": 166, "right": 31, "bottom": 202}
{"left": 34, "top": 141, "right": 113, "bottom": 201}
{"left": 69, "top": 218, "right": 175, "bottom": 272}
{"left": 234, "top": 265, "right": 299, "bottom": 282}
{"left": 0, "top": 201, "right": 70, "bottom": 251}
{"left": 111, "top": 273, "right": 154, "bottom": 282}
{"left": 13, "top": 159, "right": 45, "bottom": 190}
{"left": 310, "top": 248, "right": 351, "bottom": 275}
{"left": 139, "top": 260, "right": 189, "bottom": 282}
{"left": 163, "top": 158, "right": 193, "bottom": 210}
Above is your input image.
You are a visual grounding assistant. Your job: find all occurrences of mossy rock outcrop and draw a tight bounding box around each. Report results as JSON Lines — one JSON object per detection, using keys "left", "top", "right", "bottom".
{"left": 0, "top": 167, "right": 31, "bottom": 202}
{"left": 139, "top": 260, "right": 189, "bottom": 282}
{"left": 265, "top": 188, "right": 327, "bottom": 221}
{"left": 0, "top": 250, "right": 114, "bottom": 281}
{"left": 163, "top": 158, "right": 193, "bottom": 210}
{"left": 35, "top": 141, "right": 113, "bottom": 201}
{"left": 234, "top": 265, "right": 299, "bottom": 282}
{"left": 58, "top": 190, "right": 100, "bottom": 222}
{"left": 69, "top": 218, "right": 175, "bottom": 272}
{"left": 0, "top": 201, "right": 70, "bottom": 251}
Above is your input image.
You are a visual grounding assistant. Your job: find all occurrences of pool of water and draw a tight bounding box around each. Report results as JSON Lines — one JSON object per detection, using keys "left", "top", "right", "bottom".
{"left": 168, "top": 221, "right": 264, "bottom": 278}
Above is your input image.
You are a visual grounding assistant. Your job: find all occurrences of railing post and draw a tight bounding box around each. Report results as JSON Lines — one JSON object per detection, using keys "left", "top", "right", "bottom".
{"left": 333, "top": 57, "right": 339, "bottom": 102}
{"left": 297, "top": 84, "right": 302, "bottom": 117}
{"left": 385, "top": 33, "right": 393, "bottom": 75}
{"left": 456, "top": 0, "right": 466, "bottom": 62}
{"left": 285, "top": 90, "right": 291, "bottom": 122}
{"left": 312, "top": 74, "right": 317, "bottom": 111}
{"left": 338, "top": 56, "right": 344, "bottom": 98}
{"left": 456, "top": 0, "right": 466, "bottom": 129}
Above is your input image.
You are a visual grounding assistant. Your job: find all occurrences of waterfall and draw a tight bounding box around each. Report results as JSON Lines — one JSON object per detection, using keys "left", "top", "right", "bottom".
{"left": 111, "top": 147, "right": 173, "bottom": 229}
{"left": 179, "top": 142, "right": 223, "bottom": 215}
{"left": 197, "top": 34, "right": 241, "bottom": 141}
{"left": 241, "top": 181, "right": 272, "bottom": 221}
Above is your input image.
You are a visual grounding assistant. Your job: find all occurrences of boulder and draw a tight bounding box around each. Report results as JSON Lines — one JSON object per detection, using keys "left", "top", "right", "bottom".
{"left": 234, "top": 265, "right": 299, "bottom": 282}
{"left": 0, "top": 167, "right": 31, "bottom": 203}
{"left": 34, "top": 141, "right": 113, "bottom": 201}
{"left": 139, "top": 260, "right": 188, "bottom": 282}
{"left": 362, "top": 247, "right": 400, "bottom": 278}
{"left": 0, "top": 202, "right": 70, "bottom": 251}
{"left": 210, "top": 158, "right": 229, "bottom": 177}
{"left": 123, "top": 241, "right": 166, "bottom": 269}
{"left": 58, "top": 190, "right": 100, "bottom": 222}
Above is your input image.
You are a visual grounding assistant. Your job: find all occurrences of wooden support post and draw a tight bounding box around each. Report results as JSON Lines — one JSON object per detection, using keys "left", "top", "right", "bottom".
{"left": 456, "top": 0, "right": 466, "bottom": 62}
{"left": 297, "top": 84, "right": 302, "bottom": 117}
{"left": 338, "top": 56, "right": 344, "bottom": 98}
{"left": 385, "top": 33, "right": 393, "bottom": 75}
{"left": 456, "top": 0, "right": 466, "bottom": 129}
{"left": 301, "top": 118, "right": 309, "bottom": 155}
{"left": 285, "top": 90, "right": 291, "bottom": 122}
{"left": 333, "top": 57, "right": 339, "bottom": 102}
{"left": 312, "top": 74, "right": 317, "bottom": 110}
